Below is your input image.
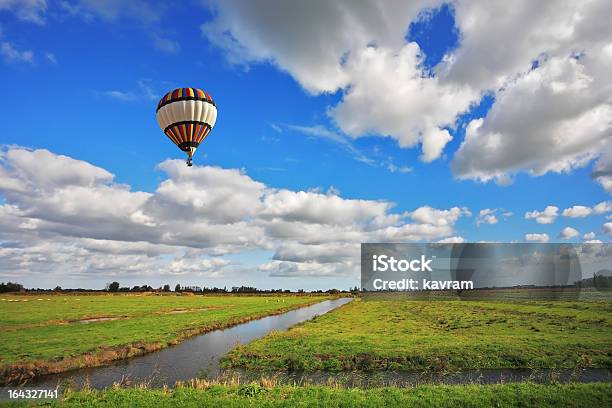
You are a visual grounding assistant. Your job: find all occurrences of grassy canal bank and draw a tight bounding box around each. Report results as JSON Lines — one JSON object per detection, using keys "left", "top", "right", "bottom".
{"left": 223, "top": 296, "right": 612, "bottom": 371}
{"left": 0, "top": 294, "right": 334, "bottom": 383}
{"left": 3, "top": 382, "right": 611, "bottom": 407}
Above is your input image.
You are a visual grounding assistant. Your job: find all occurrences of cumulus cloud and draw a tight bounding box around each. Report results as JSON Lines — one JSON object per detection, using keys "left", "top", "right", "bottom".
{"left": 203, "top": 0, "right": 477, "bottom": 162}
{"left": 558, "top": 226, "right": 579, "bottom": 239}
{"left": 594, "top": 201, "right": 612, "bottom": 214}
{"left": 202, "top": 0, "right": 612, "bottom": 187}
{"left": 603, "top": 222, "right": 612, "bottom": 236}
{"left": 0, "top": 147, "right": 471, "bottom": 283}
{"left": 525, "top": 233, "right": 550, "bottom": 243}
{"left": 562, "top": 201, "right": 612, "bottom": 217}
{"left": 409, "top": 205, "right": 470, "bottom": 227}
{"left": 562, "top": 205, "right": 592, "bottom": 218}
{"left": 439, "top": 0, "right": 612, "bottom": 90}
{"left": 448, "top": 0, "right": 612, "bottom": 185}
{"left": 524, "top": 206, "right": 558, "bottom": 224}
{"left": 583, "top": 231, "right": 596, "bottom": 240}
{"left": 202, "top": 0, "right": 439, "bottom": 94}
{"left": 478, "top": 211, "right": 497, "bottom": 225}
{"left": 592, "top": 142, "right": 612, "bottom": 193}
{"left": 452, "top": 53, "right": 612, "bottom": 183}
{"left": 476, "top": 208, "right": 512, "bottom": 226}
{"left": 330, "top": 44, "right": 477, "bottom": 162}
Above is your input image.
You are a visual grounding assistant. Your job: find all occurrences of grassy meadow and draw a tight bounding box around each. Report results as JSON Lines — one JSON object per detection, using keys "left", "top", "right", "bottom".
{"left": 0, "top": 293, "right": 331, "bottom": 382}
{"left": 4, "top": 382, "right": 612, "bottom": 407}
{"left": 223, "top": 297, "right": 612, "bottom": 371}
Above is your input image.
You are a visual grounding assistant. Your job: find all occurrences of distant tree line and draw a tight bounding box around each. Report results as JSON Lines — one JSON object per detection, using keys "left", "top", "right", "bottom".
{"left": 576, "top": 274, "right": 612, "bottom": 289}
{"left": 0, "top": 282, "right": 24, "bottom": 293}
{"left": 1, "top": 280, "right": 354, "bottom": 294}
{"left": 173, "top": 284, "right": 347, "bottom": 294}
{"left": 105, "top": 282, "right": 160, "bottom": 293}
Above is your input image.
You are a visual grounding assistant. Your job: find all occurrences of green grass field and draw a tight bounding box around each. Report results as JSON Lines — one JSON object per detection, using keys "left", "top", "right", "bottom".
{"left": 223, "top": 297, "right": 612, "bottom": 371}
{"left": 0, "top": 293, "right": 331, "bottom": 381}
{"left": 4, "top": 382, "right": 611, "bottom": 407}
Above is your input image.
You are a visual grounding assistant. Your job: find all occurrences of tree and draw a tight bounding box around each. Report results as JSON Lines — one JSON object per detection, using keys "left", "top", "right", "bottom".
{"left": 107, "top": 281, "right": 120, "bottom": 292}
{"left": 162, "top": 284, "right": 171, "bottom": 292}
{"left": 175, "top": 284, "right": 181, "bottom": 292}
{"left": 0, "top": 282, "right": 24, "bottom": 293}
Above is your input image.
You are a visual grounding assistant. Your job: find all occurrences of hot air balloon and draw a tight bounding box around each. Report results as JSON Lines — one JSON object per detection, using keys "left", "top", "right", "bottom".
{"left": 156, "top": 87, "right": 218, "bottom": 166}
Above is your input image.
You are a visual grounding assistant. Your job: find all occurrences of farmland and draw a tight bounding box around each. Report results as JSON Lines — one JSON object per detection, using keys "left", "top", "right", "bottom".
{"left": 223, "top": 296, "right": 612, "bottom": 371}
{"left": 0, "top": 293, "right": 332, "bottom": 382}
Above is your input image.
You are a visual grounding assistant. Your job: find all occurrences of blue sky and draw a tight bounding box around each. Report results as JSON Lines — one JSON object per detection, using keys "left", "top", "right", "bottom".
{"left": 0, "top": 1, "right": 610, "bottom": 289}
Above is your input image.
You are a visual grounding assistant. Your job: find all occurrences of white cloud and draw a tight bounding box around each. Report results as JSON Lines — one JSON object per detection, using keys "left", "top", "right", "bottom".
{"left": 286, "top": 124, "right": 374, "bottom": 165}
{"left": 286, "top": 124, "right": 415, "bottom": 173}
{"left": 386, "top": 163, "right": 413, "bottom": 174}
{"left": 261, "top": 189, "right": 394, "bottom": 227}
{"left": 476, "top": 208, "right": 512, "bottom": 226}
{"left": 436, "top": 236, "right": 465, "bottom": 243}
{"left": 425, "top": 2, "right": 612, "bottom": 178}
{"left": 330, "top": 44, "right": 477, "bottom": 162}
{"left": 258, "top": 260, "right": 354, "bottom": 278}
{"left": 0, "top": 147, "right": 471, "bottom": 282}
{"left": 525, "top": 233, "right": 550, "bottom": 243}
{"left": 558, "top": 226, "right": 579, "bottom": 239}
{"left": 603, "top": 222, "right": 612, "bottom": 236}
{"left": 524, "top": 206, "right": 558, "bottom": 224}
{"left": 152, "top": 34, "right": 180, "bottom": 54}
{"left": 0, "top": 41, "right": 34, "bottom": 64}
{"left": 452, "top": 53, "right": 612, "bottom": 183}
{"left": 583, "top": 231, "right": 596, "bottom": 240}
{"left": 447, "top": 0, "right": 612, "bottom": 185}
{"left": 561, "top": 201, "right": 612, "bottom": 217}
{"left": 409, "top": 206, "right": 470, "bottom": 227}
{"left": 203, "top": 1, "right": 477, "bottom": 162}
{"left": 439, "top": 0, "right": 612, "bottom": 90}
{"left": 167, "top": 255, "right": 231, "bottom": 277}
{"left": 2, "top": 148, "right": 113, "bottom": 191}
{"left": 592, "top": 142, "right": 612, "bottom": 193}
{"left": 62, "top": 0, "right": 162, "bottom": 23}
{"left": 101, "top": 79, "right": 166, "bottom": 103}
{"left": 562, "top": 205, "right": 592, "bottom": 218}
{"left": 202, "top": 0, "right": 439, "bottom": 94}
{"left": 0, "top": 0, "right": 47, "bottom": 24}
{"left": 203, "top": 0, "right": 612, "bottom": 186}
{"left": 104, "top": 90, "right": 136, "bottom": 102}
{"left": 594, "top": 201, "right": 612, "bottom": 214}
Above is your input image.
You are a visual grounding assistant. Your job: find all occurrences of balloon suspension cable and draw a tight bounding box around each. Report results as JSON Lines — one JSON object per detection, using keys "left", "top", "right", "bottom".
{"left": 186, "top": 157, "right": 193, "bottom": 167}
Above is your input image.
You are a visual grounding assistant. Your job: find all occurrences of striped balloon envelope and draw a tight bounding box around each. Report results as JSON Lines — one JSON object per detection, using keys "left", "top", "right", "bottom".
{"left": 156, "top": 87, "right": 218, "bottom": 166}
